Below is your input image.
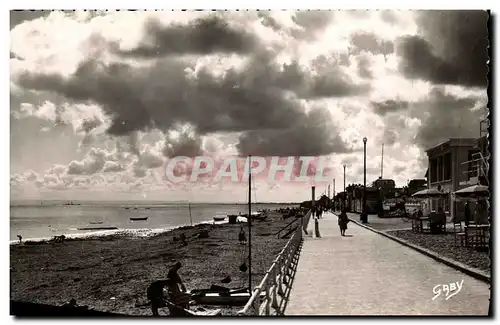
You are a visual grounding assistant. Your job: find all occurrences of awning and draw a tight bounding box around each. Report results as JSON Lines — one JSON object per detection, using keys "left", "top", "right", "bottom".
{"left": 412, "top": 188, "right": 449, "bottom": 198}
{"left": 453, "top": 185, "right": 489, "bottom": 198}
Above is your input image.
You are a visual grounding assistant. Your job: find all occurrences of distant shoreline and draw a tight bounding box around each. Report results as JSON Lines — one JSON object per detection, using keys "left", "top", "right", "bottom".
{"left": 9, "top": 218, "right": 237, "bottom": 245}
{"left": 10, "top": 201, "right": 299, "bottom": 208}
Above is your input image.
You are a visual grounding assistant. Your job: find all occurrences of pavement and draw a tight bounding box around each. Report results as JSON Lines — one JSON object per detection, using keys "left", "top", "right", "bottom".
{"left": 285, "top": 212, "right": 490, "bottom": 316}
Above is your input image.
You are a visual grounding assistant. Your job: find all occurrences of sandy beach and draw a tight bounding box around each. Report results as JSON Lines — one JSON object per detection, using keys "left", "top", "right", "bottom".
{"left": 10, "top": 211, "right": 300, "bottom": 316}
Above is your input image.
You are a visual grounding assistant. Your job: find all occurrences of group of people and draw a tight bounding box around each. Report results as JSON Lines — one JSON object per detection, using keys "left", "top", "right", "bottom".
{"left": 311, "top": 204, "right": 350, "bottom": 236}
{"left": 311, "top": 206, "right": 326, "bottom": 219}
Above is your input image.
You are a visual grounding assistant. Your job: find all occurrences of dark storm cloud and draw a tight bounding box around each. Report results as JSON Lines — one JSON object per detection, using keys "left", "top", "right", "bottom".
{"left": 290, "top": 10, "right": 335, "bottom": 40}
{"left": 397, "top": 10, "right": 488, "bottom": 88}
{"left": 15, "top": 10, "right": 361, "bottom": 158}
{"left": 298, "top": 54, "right": 371, "bottom": 98}
{"left": 349, "top": 32, "right": 394, "bottom": 57}
{"left": 412, "top": 88, "right": 487, "bottom": 149}
{"left": 17, "top": 50, "right": 366, "bottom": 138}
{"left": 371, "top": 99, "right": 409, "bottom": 115}
{"left": 115, "top": 15, "right": 261, "bottom": 58}
{"left": 292, "top": 10, "right": 334, "bottom": 32}
{"left": 10, "top": 10, "right": 51, "bottom": 29}
{"left": 382, "top": 129, "right": 398, "bottom": 146}
{"left": 256, "top": 11, "right": 334, "bottom": 42}
{"left": 10, "top": 52, "right": 23, "bottom": 60}
{"left": 379, "top": 10, "right": 399, "bottom": 25}
{"left": 236, "top": 107, "right": 350, "bottom": 157}
{"left": 163, "top": 131, "right": 203, "bottom": 158}
{"left": 257, "top": 12, "right": 283, "bottom": 32}
{"left": 356, "top": 54, "right": 373, "bottom": 79}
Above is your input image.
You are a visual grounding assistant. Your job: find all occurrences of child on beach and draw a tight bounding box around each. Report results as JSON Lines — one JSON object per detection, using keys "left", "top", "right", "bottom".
{"left": 168, "top": 262, "right": 187, "bottom": 293}
{"left": 238, "top": 226, "right": 247, "bottom": 244}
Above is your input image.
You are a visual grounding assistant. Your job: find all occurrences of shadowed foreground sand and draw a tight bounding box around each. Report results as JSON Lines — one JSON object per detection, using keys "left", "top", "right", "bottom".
{"left": 10, "top": 212, "right": 297, "bottom": 316}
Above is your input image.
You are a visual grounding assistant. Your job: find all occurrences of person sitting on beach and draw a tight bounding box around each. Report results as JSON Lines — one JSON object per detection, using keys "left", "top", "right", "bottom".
{"left": 238, "top": 226, "right": 247, "bottom": 245}
{"left": 167, "top": 262, "right": 187, "bottom": 293}
{"left": 17, "top": 235, "right": 22, "bottom": 244}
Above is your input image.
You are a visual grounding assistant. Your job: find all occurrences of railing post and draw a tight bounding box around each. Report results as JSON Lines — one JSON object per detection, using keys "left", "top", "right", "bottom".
{"left": 238, "top": 226, "right": 304, "bottom": 316}
{"left": 277, "top": 256, "right": 284, "bottom": 296}
{"left": 252, "top": 287, "right": 260, "bottom": 315}
{"left": 265, "top": 283, "right": 271, "bottom": 315}
{"left": 271, "top": 262, "right": 279, "bottom": 312}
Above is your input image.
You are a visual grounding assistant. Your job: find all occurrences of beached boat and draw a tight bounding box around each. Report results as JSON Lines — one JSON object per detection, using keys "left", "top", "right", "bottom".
{"left": 77, "top": 227, "right": 118, "bottom": 231}
{"left": 213, "top": 216, "right": 225, "bottom": 222}
{"left": 252, "top": 214, "right": 268, "bottom": 221}
{"left": 241, "top": 212, "right": 267, "bottom": 221}
{"left": 189, "top": 287, "right": 265, "bottom": 306}
{"left": 130, "top": 217, "right": 148, "bottom": 221}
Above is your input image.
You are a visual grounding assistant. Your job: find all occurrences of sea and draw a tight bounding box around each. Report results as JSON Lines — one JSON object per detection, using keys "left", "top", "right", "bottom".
{"left": 10, "top": 201, "right": 297, "bottom": 243}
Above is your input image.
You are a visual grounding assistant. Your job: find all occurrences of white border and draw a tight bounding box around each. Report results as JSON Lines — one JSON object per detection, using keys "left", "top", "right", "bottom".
{"left": 5, "top": 3, "right": 498, "bottom": 325}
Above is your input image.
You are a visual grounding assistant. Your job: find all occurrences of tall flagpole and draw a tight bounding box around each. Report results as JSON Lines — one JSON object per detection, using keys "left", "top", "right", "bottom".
{"left": 381, "top": 143, "right": 384, "bottom": 179}
{"left": 248, "top": 155, "right": 252, "bottom": 294}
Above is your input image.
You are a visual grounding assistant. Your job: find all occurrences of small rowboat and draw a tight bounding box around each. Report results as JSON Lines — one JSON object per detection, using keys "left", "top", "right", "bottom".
{"left": 213, "top": 216, "right": 225, "bottom": 222}
{"left": 130, "top": 217, "right": 148, "bottom": 221}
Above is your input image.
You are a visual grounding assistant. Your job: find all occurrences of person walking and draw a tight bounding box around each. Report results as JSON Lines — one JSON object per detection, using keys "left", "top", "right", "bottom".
{"left": 338, "top": 209, "right": 349, "bottom": 236}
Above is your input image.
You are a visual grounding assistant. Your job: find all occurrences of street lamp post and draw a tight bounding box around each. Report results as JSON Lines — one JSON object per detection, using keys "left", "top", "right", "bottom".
{"left": 343, "top": 165, "right": 346, "bottom": 211}
{"left": 362, "top": 137, "right": 368, "bottom": 223}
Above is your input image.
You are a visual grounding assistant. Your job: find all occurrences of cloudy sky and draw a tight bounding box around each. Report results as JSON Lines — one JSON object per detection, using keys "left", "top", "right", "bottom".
{"left": 10, "top": 10, "right": 488, "bottom": 203}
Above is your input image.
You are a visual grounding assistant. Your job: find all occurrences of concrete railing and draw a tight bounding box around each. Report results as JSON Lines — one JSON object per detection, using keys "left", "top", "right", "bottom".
{"left": 237, "top": 210, "right": 310, "bottom": 316}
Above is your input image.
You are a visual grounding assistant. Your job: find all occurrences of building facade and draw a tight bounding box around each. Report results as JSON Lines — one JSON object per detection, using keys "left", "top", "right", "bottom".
{"left": 425, "top": 138, "right": 481, "bottom": 220}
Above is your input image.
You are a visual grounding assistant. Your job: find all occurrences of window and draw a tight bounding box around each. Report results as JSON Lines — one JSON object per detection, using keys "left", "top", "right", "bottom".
{"left": 468, "top": 150, "right": 480, "bottom": 179}
{"left": 437, "top": 156, "right": 443, "bottom": 181}
{"left": 444, "top": 153, "right": 451, "bottom": 180}
{"left": 430, "top": 158, "right": 438, "bottom": 183}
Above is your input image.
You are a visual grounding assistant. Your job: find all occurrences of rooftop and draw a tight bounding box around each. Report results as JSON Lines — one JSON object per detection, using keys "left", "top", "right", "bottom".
{"left": 425, "top": 138, "right": 478, "bottom": 153}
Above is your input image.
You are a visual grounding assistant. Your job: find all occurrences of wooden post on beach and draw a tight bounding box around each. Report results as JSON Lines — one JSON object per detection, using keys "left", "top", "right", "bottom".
{"left": 188, "top": 202, "right": 193, "bottom": 226}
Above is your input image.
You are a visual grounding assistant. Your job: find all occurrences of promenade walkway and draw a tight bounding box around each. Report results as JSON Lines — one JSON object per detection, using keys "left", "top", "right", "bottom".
{"left": 285, "top": 212, "right": 489, "bottom": 315}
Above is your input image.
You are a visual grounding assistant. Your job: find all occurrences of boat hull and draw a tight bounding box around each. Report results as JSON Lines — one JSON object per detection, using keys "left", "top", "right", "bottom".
{"left": 189, "top": 289, "right": 264, "bottom": 306}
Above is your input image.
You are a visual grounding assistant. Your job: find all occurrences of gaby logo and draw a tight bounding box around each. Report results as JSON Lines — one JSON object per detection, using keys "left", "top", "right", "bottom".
{"left": 432, "top": 279, "right": 464, "bottom": 301}
{"left": 164, "top": 156, "right": 331, "bottom": 183}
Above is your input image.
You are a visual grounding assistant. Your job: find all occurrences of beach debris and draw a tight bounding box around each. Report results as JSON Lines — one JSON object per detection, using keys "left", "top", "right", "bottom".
{"left": 61, "top": 299, "right": 89, "bottom": 310}
{"left": 61, "top": 299, "right": 78, "bottom": 308}
{"left": 179, "top": 233, "right": 187, "bottom": 246}
{"left": 110, "top": 297, "right": 116, "bottom": 300}
{"left": 51, "top": 235, "right": 66, "bottom": 243}
{"left": 220, "top": 276, "right": 231, "bottom": 284}
{"left": 197, "top": 230, "right": 209, "bottom": 239}
{"left": 239, "top": 262, "right": 248, "bottom": 272}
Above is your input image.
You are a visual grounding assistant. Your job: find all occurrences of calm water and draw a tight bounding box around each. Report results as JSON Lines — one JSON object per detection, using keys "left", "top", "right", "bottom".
{"left": 10, "top": 201, "right": 296, "bottom": 242}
